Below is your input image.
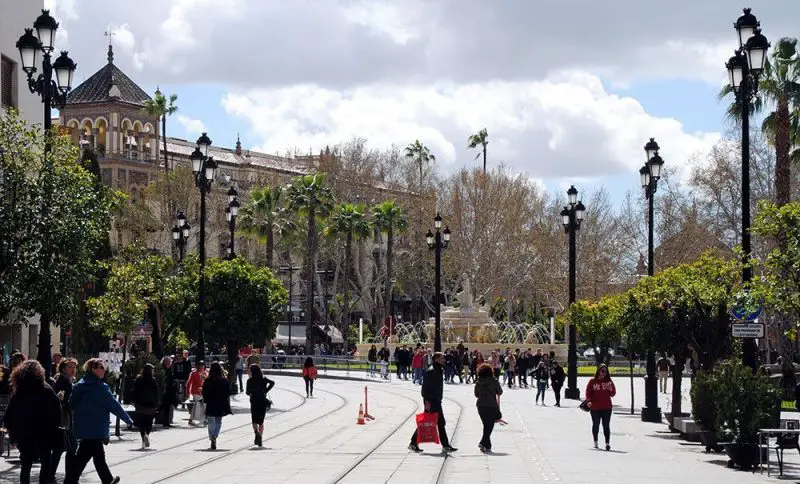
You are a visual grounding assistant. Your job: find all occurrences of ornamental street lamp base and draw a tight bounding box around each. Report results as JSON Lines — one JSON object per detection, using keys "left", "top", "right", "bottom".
{"left": 641, "top": 406, "right": 662, "bottom": 423}
{"left": 565, "top": 387, "right": 581, "bottom": 400}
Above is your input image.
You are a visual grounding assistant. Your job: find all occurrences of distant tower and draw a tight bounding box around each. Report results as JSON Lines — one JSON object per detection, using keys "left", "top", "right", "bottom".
{"left": 235, "top": 133, "right": 242, "bottom": 156}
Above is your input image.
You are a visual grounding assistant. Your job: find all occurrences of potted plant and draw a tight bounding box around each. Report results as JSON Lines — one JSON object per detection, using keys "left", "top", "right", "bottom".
{"left": 714, "top": 359, "right": 779, "bottom": 470}
{"left": 691, "top": 370, "right": 728, "bottom": 451}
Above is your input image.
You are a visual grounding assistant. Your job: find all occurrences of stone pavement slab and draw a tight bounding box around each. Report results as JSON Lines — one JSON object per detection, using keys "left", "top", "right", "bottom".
{"left": 0, "top": 374, "right": 794, "bottom": 483}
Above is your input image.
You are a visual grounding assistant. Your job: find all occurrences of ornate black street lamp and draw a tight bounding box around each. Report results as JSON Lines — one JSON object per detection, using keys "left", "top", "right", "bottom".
{"left": 279, "top": 265, "right": 302, "bottom": 349}
{"left": 426, "top": 213, "right": 451, "bottom": 352}
{"left": 561, "top": 186, "right": 585, "bottom": 400}
{"left": 224, "top": 186, "right": 240, "bottom": 259}
{"left": 726, "top": 8, "right": 769, "bottom": 371}
{"left": 640, "top": 138, "right": 665, "bottom": 423}
{"left": 189, "top": 133, "right": 218, "bottom": 363}
{"left": 17, "top": 9, "right": 77, "bottom": 376}
{"left": 172, "top": 211, "right": 190, "bottom": 261}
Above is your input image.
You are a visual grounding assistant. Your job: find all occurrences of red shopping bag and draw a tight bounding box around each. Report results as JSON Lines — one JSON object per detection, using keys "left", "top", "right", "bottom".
{"left": 416, "top": 412, "right": 440, "bottom": 444}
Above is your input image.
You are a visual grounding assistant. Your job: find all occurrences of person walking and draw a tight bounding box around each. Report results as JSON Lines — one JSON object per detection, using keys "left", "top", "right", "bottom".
{"left": 367, "top": 345, "right": 378, "bottom": 377}
{"left": 131, "top": 364, "right": 160, "bottom": 450}
{"left": 657, "top": 353, "right": 670, "bottom": 394}
{"left": 516, "top": 350, "right": 529, "bottom": 388}
{"left": 65, "top": 358, "right": 133, "bottom": 484}
{"left": 246, "top": 364, "right": 275, "bottom": 447}
{"left": 411, "top": 348, "right": 425, "bottom": 384}
{"left": 302, "top": 357, "right": 317, "bottom": 397}
{"left": 474, "top": 363, "right": 503, "bottom": 453}
{"left": 49, "top": 357, "right": 77, "bottom": 482}
{"left": 202, "top": 362, "right": 232, "bottom": 450}
{"left": 3, "top": 360, "right": 62, "bottom": 484}
{"left": 505, "top": 351, "right": 516, "bottom": 389}
{"left": 550, "top": 360, "right": 566, "bottom": 407}
{"left": 534, "top": 361, "right": 549, "bottom": 405}
{"left": 408, "top": 352, "right": 457, "bottom": 453}
{"left": 159, "top": 357, "right": 177, "bottom": 428}
{"left": 171, "top": 350, "right": 191, "bottom": 409}
{"left": 235, "top": 354, "right": 245, "bottom": 393}
{"left": 586, "top": 364, "right": 616, "bottom": 450}
{"left": 186, "top": 360, "right": 207, "bottom": 426}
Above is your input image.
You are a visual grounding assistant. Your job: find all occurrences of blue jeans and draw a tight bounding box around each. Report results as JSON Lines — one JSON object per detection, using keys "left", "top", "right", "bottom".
{"left": 207, "top": 416, "right": 223, "bottom": 439}
{"left": 413, "top": 368, "right": 424, "bottom": 383}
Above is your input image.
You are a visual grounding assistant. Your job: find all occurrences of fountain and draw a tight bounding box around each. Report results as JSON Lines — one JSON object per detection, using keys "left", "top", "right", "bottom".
{"left": 356, "top": 274, "right": 567, "bottom": 361}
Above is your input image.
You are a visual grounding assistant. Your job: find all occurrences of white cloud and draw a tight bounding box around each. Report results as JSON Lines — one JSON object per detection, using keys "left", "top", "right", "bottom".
{"left": 176, "top": 115, "right": 206, "bottom": 136}
{"left": 222, "top": 71, "right": 721, "bottom": 181}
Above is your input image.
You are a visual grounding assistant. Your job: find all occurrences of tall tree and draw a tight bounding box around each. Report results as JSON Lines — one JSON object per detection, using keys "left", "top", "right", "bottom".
{"left": 239, "top": 185, "right": 293, "bottom": 268}
{"left": 760, "top": 38, "right": 800, "bottom": 207}
{"left": 143, "top": 88, "right": 179, "bottom": 176}
{"left": 286, "top": 174, "right": 335, "bottom": 353}
{"left": 404, "top": 140, "right": 436, "bottom": 187}
{"left": 467, "top": 128, "right": 489, "bottom": 174}
{"left": 324, "top": 203, "right": 371, "bottom": 339}
{"left": 0, "top": 112, "right": 115, "bottom": 376}
{"left": 721, "top": 38, "right": 800, "bottom": 207}
{"left": 372, "top": 200, "right": 408, "bottom": 326}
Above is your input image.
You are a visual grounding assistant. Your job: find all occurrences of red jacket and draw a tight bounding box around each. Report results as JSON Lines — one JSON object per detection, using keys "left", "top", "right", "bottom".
{"left": 302, "top": 367, "right": 317, "bottom": 379}
{"left": 411, "top": 352, "right": 424, "bottom": 369}
{"left": 186, "top": 369, "right": 207, "bottom": 396}
{"left": 585, "top": 378, "right": 616, "bottom": 411}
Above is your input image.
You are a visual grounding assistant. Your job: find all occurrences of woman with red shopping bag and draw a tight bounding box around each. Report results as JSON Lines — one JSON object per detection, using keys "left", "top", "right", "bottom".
{"left": 409, "top": 352, "right": 457, "bottom": 453}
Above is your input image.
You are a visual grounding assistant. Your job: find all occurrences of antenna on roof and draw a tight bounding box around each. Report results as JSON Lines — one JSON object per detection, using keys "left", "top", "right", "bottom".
{"left": 104, "top": 27, "right": 116, "bottom": 64}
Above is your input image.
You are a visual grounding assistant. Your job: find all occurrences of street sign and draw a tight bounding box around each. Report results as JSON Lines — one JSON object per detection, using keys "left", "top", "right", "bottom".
{"left": 730, "top": 292, "right": 762, "bottom": 322}
{"left": 732, "top": 323, "right": 764, "bottom": 339}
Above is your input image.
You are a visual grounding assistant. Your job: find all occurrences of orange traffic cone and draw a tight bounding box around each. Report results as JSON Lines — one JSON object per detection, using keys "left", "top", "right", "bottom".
{"left": 357, "top": 404, "right": 366, "bottom": 425}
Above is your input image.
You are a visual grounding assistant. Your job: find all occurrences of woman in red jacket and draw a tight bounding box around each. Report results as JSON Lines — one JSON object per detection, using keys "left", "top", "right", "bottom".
{"left": 302, "top": 357, "right": 317, "bottom": 398}
{"left": 585, "top": 364, "right": 616, "bottom": 450}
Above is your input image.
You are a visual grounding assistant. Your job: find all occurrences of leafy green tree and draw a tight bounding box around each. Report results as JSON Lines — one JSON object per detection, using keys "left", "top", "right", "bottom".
{"left": 625, "top": 253, "right": 738, "bottom": 425}
{"left": 565, "top": 297, "right": 624, "bottom": 365}
{"left": 86, "top": 263, "right": 148, "bottom": 339}
{"left": 467, "top": 128, "right": 489, "bottom": 173}
{"left": 0, "top": 111, "right": 116, "bottom": 375}
{"left": 324, "top": 203, "right": 371, "bottom": 340}
{"left": 286, "top": 174, "right": 335, "bottom": 353}
{"left": 201, "top": 258, "right": 286, "bottom": 388}
{"left": 372, "top": 201, "right": 408, "bottom": 326}
{"left": 752, "top": 200, "right": 800, "bottom": 341}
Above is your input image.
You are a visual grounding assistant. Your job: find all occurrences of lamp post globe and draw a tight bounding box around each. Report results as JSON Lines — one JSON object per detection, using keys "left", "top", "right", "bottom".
{"left": 52, "top": 51, "right": 77, "bottom": 93}
{"left": 32, "top": 9, "right": 58, "bottom": 52}
{"left": 744, "top": 29, "right": 770, "bottom": 73}
{"left": 16, "top": 29, "right": 40, "bottom": 74}
{"left": 734, "top": 7, "right": 759, "bottom": 49}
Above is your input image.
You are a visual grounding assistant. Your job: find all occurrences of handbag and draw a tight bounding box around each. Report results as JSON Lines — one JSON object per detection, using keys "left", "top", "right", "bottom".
{"left": 415, "top": 412, "right": 440, "bottom": 444}
{"left": 579, "top": 399, "right": 591, "bottom": 412}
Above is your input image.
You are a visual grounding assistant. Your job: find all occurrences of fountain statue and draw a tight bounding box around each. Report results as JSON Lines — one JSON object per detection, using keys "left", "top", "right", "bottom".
{"left": 355, "top": 273, "right": 566, "bottom": 361}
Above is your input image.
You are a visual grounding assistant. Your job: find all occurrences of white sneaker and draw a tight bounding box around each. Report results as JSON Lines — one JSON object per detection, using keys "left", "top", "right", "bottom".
{"left": 593, "top": 441, "right": 599, "bottom": 449}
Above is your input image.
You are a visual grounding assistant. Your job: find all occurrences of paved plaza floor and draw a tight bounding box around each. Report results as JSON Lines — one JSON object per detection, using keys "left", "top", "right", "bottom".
{"left": 0, "top": 374, "right": 795, "bottom": 483}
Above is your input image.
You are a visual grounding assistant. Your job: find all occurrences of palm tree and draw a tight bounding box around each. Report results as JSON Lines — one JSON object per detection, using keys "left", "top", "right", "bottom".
{"left": 324, "top": 203, "right": 371, "bottom": 339}
{"left": 238, "top": 185, "right": 294, "bottom": 268}
{"left": 372, "top": 200, "right": 408, "bottom": 326}
{"left": 286, "top": 174, "right": 335, "bottom": 353}
{"left": 143, "top": 87, "right": 178, "bottom": 176}
{"left": 721, "top": 37, "right": 800, "bottom": 207}
{"left": 404, "top": 140, "right": 436, "bottom": 186}
{"left": 467, "top": 128, "right": 489, "bottom": 173}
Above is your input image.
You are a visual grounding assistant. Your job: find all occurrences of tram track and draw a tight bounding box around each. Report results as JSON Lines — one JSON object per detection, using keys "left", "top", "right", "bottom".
{"left": 147, "top": 387, "right": 347, "bottom": 484}
{"left": 327, "top": 386, "right": 466, "bottom": 484}
{"left": 106, "top": 385, "right": 309, "bottom": 468}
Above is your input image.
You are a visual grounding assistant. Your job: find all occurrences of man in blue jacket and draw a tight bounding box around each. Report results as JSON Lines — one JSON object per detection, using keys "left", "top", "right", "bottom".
{"left": 64, "top": 358, "right": 133, "bottom": 484}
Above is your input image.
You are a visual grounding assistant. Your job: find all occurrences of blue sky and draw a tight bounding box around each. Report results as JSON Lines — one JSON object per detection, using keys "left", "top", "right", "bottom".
{"left": 42, "top": 0, "right": 798, "bottom": 206}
